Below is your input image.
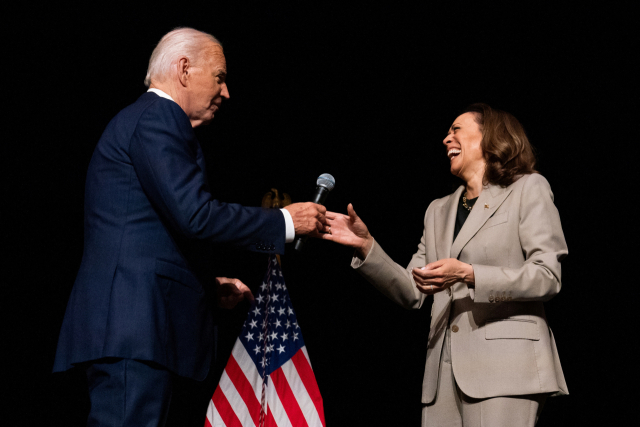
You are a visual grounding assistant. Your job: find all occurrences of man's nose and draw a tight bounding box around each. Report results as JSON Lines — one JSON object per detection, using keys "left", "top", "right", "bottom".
{"left": 221, "top": 83, "right": 230, "bottom": 99}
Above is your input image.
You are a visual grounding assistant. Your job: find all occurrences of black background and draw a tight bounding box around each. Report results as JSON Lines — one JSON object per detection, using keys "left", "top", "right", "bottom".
{"left": 6, "top": 2, "right": 635, "bottom": 426}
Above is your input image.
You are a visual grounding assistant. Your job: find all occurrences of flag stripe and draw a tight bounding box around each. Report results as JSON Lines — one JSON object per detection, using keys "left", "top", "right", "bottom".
{"left": 225, "top": 355, "right": 261, "bottom": 426}
{"left": 266, "top": 374, "right": 294, "bottom": 427}
{"left": 233, "top": 341, "right": 262, "bottom": 400}
{"left": 206, "top": 403, "right": 226, "bottom": 427}
{"left": 212, "top": 387, "right": 243, "bottom": 427}
{"left": 280, "top": 357, "right": 323, "bottom": 427}
{"left": 217, "top": 370, "right": 255, "bottom": 427}
{"left": 265, "top": 404, "right": 278, "bottom": 427}
{"left": 270, "top": 368, "right": 309, "bottom": 427}
{"left": 301, "top": 347, "right": 312, "bottom": 368}
{"left": 292, "top": 350, "right": 326, "bottom": 427}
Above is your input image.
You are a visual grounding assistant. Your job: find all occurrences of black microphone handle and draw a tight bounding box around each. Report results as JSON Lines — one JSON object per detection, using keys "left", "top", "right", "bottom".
{"left": 293, "top": 186, "right": 330, "bottom": 251}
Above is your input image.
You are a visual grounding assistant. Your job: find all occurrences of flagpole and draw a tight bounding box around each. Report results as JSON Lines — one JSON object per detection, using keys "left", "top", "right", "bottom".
{"left": 259, "top": 255, "right": 273, "bottom": 427}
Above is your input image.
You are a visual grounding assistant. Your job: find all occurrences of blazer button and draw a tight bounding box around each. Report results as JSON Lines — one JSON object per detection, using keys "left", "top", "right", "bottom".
{"left": 451, "top": 325, "right": 459, "bottom": 333}
{"left": 488, "top": 295, "right": 494, "bottom": 303}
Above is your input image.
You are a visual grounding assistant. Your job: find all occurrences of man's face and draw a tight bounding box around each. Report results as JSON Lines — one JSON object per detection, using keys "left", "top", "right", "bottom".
{"left": 185, "top": 43, "right": 229, "bottom": 127}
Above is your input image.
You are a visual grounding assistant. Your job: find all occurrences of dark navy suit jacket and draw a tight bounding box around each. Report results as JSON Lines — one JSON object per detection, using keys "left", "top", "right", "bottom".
{"left": 53, "top": 92, "right": 285, "bottom": 380}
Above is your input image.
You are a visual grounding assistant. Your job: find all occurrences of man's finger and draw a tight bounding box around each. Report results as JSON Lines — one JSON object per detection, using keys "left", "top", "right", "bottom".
{"left": 325, "top": 211, "right": 338, "bottom": 220}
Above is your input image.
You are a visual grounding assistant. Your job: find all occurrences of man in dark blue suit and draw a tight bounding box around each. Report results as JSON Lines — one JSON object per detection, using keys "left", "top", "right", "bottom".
{"left": 53, "top": 28, "right": 327, "bottom": 426}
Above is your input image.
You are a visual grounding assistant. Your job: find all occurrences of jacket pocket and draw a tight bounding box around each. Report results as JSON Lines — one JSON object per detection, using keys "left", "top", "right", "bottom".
{"left": 482, "top": 211, "right": 509, "bottom": 230}
{"left": 155, "top": 259, "right": 202, "bottom": 292}
{"left": 485, "top": 318, "right": 540, "bottom": 341}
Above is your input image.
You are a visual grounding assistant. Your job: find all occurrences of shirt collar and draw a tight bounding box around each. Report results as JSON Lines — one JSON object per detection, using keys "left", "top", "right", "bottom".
{"left": 147, "top": 88, "right": 175, "bottom": 103}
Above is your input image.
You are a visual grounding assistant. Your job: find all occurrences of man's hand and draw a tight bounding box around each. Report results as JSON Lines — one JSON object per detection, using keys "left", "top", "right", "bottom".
{"left": 412, "top": 258, "right": 475, "bottom": 295}
{"left": 321, "top": 204, "right": 374, "bottom": 258}
{"left": 216, "top": 277, "right": 254, "bottom": 309}
{"left": 284, "top": 202, "right": 327, "bottom": 236}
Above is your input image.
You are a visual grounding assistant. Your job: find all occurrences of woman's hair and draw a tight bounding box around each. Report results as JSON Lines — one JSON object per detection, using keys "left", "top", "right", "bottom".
{"left": 462, "top": 103, "right": 537, "bottom": 187}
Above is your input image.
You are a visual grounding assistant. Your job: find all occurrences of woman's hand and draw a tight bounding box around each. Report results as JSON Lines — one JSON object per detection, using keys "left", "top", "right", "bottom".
{"left": 412, "top": 258, "right": 475, "bottom": 295}
{"left": 216, "top": 277, "right": 254, "bottom": 309}
{"left": 321, "top": 204, "right": 374, "bottom": 258}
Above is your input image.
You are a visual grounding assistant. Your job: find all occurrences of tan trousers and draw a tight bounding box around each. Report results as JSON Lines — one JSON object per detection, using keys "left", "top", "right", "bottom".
{"left": 422, "top": 327, "right": 547, "bottom": 427}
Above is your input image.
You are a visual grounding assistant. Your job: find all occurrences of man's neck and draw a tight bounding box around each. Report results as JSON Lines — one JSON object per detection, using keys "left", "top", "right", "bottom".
{"left": 149, "top": 83, "right": 197, "bottom": 128}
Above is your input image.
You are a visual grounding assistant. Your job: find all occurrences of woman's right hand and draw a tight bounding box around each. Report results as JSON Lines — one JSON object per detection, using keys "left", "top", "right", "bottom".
{"left": 322, "top": 204, "right": 374, "bottom": 258}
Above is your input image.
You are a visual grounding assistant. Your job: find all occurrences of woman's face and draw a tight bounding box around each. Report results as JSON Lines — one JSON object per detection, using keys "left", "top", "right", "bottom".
{"left": 442, "top": 112, "right": 485, "bottom": 180}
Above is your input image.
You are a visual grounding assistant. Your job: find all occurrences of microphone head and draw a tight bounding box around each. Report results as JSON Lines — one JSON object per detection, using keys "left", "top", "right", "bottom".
{"left": 316, "top": 173, "right": 335, "bottom": 191}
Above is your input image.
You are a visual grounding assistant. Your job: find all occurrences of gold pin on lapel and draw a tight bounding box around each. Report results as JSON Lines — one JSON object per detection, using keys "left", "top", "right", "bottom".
{"left": 484, "top": 204, "right": 489, "bottom": 209}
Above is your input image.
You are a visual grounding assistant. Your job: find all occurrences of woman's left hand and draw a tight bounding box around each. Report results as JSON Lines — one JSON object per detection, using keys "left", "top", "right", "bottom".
{"left": 412, "top": 258, "right": 475, "bottom": 295}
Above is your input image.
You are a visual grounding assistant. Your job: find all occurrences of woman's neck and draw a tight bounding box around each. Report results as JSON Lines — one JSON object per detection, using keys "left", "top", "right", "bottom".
{"left": 463, "top": 166, "right": 485, "bottom": 199}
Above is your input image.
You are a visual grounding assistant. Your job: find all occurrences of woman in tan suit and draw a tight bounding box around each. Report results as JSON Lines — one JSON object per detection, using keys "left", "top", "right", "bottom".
{"left": 323, "top": 103, "right": 568, "bottom": 426}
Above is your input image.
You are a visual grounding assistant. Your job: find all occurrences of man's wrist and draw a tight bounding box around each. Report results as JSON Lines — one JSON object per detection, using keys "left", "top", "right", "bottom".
{"left": 280, "top": 208, "right": 295, "bottom": 243}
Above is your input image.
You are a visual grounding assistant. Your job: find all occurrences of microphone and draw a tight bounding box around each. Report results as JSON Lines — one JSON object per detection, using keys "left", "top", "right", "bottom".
{"left": 294, "top": 173, "right": 335, "bottom": 251}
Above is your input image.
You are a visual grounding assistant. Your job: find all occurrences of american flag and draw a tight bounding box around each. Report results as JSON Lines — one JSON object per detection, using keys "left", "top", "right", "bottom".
{"left": 206, "top": 255, "right": 326, "bottom": 427}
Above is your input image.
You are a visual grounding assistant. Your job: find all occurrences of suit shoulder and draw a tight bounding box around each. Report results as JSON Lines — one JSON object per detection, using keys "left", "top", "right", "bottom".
{"left": 514, "top": 173, "right": 554, "bottom": 204}
{"left": 422, "top": 187, "right": 462, "bottom": 220}
{"left": 516, "top": 173, "right": 552, "bottom": 192}
{"left": 431, "top": 186, "right": 463, "bottom": 207}
{"left": 113, "top": 93, "right": 186, "bottom": 125}
{"left": 131, "top": 94, "right": 192, "bottom": 135}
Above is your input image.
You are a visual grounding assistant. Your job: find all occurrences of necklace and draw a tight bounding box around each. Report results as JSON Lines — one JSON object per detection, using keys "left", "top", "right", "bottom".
{"left": 462, "top": 192, "right": 475, "bottom": 211}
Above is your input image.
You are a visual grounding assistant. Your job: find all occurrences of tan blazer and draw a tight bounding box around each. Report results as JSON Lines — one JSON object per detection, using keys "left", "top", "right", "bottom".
{"left": 352, "top": 174, "right": 568, "bottom": 403}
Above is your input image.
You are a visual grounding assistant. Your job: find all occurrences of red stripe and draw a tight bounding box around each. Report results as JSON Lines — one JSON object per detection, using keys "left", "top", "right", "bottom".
{"left": 204, "top": 416, "right": 213, "bottom": 427}
{"left": 265, "top": 404, "right": 277, "bottom": 427}
{"left": 225, "top": 354, "right": 261, "bottom": 426}
{"left": 270, "top": 368, "right": 309, "bottom": 427}
{"left": 212, "top": 385, "right": 243, "bottom": 427}
{"left": 291, "top": 350, "right": 326, "bottom": 427}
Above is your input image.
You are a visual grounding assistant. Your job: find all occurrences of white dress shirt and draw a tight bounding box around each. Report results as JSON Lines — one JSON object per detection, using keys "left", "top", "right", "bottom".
{"left": 147, "top": 88, "right": 295, "bottom": 243}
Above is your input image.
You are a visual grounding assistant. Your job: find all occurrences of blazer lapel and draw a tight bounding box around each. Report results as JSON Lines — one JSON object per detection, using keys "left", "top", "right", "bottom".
{"left": 450, "top": 184, "right": 513, "bottom": 259}
{"left": 435, "top": 186, "right": 464, "bottom": 261}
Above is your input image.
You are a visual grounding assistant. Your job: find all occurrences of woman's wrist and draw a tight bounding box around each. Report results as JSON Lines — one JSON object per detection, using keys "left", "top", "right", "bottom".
{"left": 462, "top": 262, "right": 475, "bottom": 287}
{"left": 356, "top": 235, "right": 374, "bottom": 259}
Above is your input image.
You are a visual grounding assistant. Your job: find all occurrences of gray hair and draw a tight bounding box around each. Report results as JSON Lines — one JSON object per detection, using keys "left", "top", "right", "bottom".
{"left": 144, "top": 27, "right": 221, "bottom": 87}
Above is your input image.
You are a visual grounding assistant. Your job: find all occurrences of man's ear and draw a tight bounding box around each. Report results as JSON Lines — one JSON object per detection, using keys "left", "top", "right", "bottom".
{"left": 177, "top": 56, "right": 190, "bottom": 88}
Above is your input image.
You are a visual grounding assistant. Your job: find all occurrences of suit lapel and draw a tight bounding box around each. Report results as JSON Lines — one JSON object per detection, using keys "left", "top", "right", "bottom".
{"left": 450, "top": 184, "right": 513, "bottom": 259}
{"left": 435, "top": 186, "right": 464, "bottom": 261}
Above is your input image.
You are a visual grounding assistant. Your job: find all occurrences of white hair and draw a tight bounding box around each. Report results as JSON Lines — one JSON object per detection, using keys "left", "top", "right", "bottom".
{"left": 144, "top": 27, "right": 221, "bottom": 87}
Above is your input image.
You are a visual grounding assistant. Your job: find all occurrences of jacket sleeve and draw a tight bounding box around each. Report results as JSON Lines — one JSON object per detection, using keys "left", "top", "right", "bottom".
{"left": 472, "top": 174, "right": 568, "bottom": 302}
{"left": 350, "top": 204, "right": 435, "bottom": 310}
{"left": 128, "top": 99, "right": 285, "bottom": 253}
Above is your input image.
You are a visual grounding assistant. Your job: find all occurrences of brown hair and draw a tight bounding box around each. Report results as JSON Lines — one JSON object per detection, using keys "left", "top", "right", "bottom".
{"left": 462, "top": 103, "right": 537, "bottom": 187}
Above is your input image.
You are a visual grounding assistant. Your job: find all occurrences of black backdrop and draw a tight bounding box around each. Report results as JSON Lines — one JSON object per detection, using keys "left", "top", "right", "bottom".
{"left": 7, "top": 2, "right": 634, "bottom": 426}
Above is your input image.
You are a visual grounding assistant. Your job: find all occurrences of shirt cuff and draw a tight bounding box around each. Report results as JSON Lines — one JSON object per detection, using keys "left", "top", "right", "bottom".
{"left": 280, "top": 208, "right": 295, "bottom": 243}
